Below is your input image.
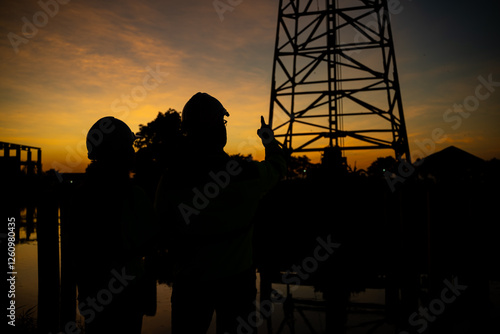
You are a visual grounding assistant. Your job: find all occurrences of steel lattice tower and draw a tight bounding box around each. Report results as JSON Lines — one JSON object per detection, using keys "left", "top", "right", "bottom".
{"left": 269, "top": 0, "right": 410, "bottom": 166}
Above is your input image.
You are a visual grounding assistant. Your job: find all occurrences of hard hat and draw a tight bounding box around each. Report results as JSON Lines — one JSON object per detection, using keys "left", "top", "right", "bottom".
{"left": 86, "top": 116, "right": 136, "bottom": 161}
{"left": 181, "top": 92, "right": 229, "bottom": 132}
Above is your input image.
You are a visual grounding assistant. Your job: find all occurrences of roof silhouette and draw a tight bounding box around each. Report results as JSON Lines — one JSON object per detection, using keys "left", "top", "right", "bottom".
{"left": 418, "top": 145, "right": 485, "bottom": 181}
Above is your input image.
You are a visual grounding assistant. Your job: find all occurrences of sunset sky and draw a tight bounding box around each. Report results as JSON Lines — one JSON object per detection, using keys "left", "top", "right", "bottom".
{"left": 1, "top": 0, "right": 499, "bottom": 173}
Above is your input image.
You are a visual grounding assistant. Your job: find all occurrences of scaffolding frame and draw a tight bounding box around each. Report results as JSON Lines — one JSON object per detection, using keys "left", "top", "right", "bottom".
{"left": 0, "top": 141, "right": 42, "bottom": 175}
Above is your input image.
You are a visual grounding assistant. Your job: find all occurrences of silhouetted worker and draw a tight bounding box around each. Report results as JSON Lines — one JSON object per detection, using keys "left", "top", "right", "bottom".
{"left": 69, "top": 116, "right": 157, "bottom": 334}
{"left": 155, "top": 92, "right": 286, "bottom": 334}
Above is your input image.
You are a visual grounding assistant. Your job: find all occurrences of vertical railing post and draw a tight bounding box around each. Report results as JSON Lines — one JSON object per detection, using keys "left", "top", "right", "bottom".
{"left": 37, "top": 186, "right": 61, "bottom": 333}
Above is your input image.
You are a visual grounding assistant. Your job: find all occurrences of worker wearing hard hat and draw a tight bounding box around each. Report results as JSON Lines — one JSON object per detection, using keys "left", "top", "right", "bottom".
{"left": 155, "top": 92, "right": 286, "bottom": 334}
{"left": 69, "top": 116, "right": 157, "bottom": 334}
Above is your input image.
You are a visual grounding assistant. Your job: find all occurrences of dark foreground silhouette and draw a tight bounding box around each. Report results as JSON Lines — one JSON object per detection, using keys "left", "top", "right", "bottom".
{"left": 155, "top": 93, "right": 287, "bottom": 333}
{"left": 68, "top": 116, "right": 157, "bottom": 334}
{"left": 5, "top": 109, "right": 499, "bottom": 333}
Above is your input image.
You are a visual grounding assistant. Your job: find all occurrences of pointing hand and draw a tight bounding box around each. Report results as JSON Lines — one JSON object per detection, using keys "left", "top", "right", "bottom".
{"left": 257, "top": 116, "right": 274, "bottom": 145}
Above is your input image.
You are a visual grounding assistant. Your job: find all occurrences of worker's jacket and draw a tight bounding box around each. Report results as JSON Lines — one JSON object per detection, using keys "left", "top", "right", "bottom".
{"left": 69, "top": 164, "right": 157, "bottom": 302}
{"left": 155, "top": 139, "right": 286, "bottom": 282}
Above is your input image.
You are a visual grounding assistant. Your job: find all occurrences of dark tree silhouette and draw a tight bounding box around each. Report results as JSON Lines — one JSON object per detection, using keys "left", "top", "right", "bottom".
{"left": 367, "top": 156, "right": 398, "bottom": 177}
{"left": 288, "top": 155, "right": 316, "bottom": 179}
{"left": 135, "top": 109, "right": 182, "bottom": 157}
{"left": 133, "top": 109, "right": 182, "bottom": 200}
{"left": 228, "top": 153, "right": 254, "bottom": 166}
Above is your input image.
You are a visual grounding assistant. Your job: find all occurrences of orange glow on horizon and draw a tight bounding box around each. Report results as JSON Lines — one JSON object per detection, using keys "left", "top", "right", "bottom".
{"left": 1, "top": 0, "right": 499, "bottom": 174}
